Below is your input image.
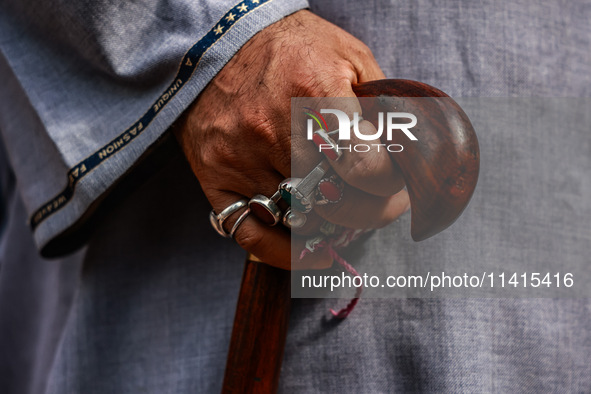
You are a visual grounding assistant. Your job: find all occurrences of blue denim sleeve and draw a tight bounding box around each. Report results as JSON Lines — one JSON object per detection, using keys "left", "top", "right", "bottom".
{"left": 0, "top": 0, "right": 309, "bottom": 256}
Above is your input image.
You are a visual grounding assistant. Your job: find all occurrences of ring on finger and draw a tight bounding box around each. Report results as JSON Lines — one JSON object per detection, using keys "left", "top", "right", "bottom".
{"left": 209, "top": 199, "right": 248, "bottom": 238}
{"left": 249, "top": 192, "right": 282, "bottom": 226}
{"left": 282, "top": 207, "right": 307, "bottom": 229}
{"left": 230, "top": 208, "right": 251, "bottom": 238}
{"left": 281, "top": 160, "right": 331, "bottom": 214}
{"left": 316, "top": 175, "right": 344, "bottom": 205}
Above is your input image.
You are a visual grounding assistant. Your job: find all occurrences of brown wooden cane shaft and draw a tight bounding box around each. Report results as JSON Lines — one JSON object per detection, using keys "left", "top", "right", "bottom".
{"left": 222, "top": 255, "right": 291, "bottom": 393}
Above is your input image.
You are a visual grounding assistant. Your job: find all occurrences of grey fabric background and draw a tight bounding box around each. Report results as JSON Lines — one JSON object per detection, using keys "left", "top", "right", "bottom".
{"left": 0, "top": 0, "right": 590, "bottom": 393}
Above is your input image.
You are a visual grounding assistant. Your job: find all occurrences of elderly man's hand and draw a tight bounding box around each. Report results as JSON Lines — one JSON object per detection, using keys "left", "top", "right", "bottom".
{"left": 174, "top": 10, "right": 409, "bottom": 270}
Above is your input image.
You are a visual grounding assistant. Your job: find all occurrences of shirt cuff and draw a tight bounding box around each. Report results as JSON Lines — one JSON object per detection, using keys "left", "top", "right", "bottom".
{"left": 2, "top": 0, "right": 309, "bottom": 257}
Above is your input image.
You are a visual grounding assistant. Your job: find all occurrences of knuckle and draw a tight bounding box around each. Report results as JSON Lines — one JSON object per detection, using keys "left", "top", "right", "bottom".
{"left": 206, "top": 136, "right": 240, "bottom": 169}
{"left": 347, "top": 35, "right": 374, "bottom": 58}
{"left": 294, "top": 63, "right": 355, "bottom": 97}
{"left": 343, "top": 154, "right": 378, "bottom": 181}
{"left": 235, "top": 225, "right": 265, "bottom": 252}
{"left": 246, "top": 113, "right": 291, "bottom": 171}
{"left": 241, "top": 112, "right": 279, "bottom": 146}
{"left": 359, "top": 43, "right": 375, "bottom": 59}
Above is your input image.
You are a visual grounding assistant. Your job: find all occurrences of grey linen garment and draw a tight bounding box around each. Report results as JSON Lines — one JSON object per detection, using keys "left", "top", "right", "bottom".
{"left": 0, "top": 0, "right": 590, "bottom": 393}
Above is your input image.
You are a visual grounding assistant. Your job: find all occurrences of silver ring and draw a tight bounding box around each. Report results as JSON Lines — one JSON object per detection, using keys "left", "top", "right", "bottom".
{"left": 209, "top": 199, "right": 248, "bottom": 238}
{"left": 230, "top": 208, "right": 250, "bottom": 238}
{"left": 282, "top": 208, "right": 307, "bottom": 229}
{"left": 248, "top": 194, "right": 282, "bottom": 226}
{"left": 282, "top": 160, "right": 331, "bottom": 213}
{"left": 315, "top": 175, "right": 344, "bottom": 205}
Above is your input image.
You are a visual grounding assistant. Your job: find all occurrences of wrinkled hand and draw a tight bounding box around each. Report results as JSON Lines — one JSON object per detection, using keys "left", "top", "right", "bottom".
{"left": 174, "top": 10, "right": 409, "bottom": 270}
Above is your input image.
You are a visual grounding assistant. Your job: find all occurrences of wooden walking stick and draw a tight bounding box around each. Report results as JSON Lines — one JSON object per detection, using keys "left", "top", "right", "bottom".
{"left": 222, "top": 79, "right": 480, "bottom": 393}
{"left": 222, "top": 254, "right": 291, "bottom": 393}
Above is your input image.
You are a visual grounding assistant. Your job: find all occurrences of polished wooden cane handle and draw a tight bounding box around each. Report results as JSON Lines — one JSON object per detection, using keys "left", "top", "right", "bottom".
{"left": 352, "top": 79, "right": 480, "bottom": 240}
{"left": 223, "top": 79, "right": 480, "bottom": 394}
